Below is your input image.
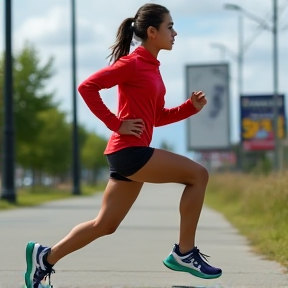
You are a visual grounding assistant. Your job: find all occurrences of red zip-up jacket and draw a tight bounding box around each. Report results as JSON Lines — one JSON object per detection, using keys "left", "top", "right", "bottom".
{"left": 78, "top": 46, "right": 199, "bottom": 154}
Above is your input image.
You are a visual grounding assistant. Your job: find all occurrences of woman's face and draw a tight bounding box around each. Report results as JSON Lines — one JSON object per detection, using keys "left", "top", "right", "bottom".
{"left": 148, "top": 13, "right": 177, "bottom": 51}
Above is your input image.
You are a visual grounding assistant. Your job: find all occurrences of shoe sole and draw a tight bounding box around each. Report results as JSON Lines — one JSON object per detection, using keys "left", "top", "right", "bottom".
{"left": 163, "top": 254, "right": 222, "bottom": 279}
{"left": 25, "top": 242, "right": 38, "bottom": 288}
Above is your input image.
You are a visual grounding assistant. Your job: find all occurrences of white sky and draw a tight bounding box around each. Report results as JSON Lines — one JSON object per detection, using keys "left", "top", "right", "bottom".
{"left": 1, "top": 0, "right": 288, "bottom": 156}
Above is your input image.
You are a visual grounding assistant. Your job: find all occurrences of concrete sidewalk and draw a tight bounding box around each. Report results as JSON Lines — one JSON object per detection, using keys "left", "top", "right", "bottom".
{"left": 0, "top": 183, "right": 287, "bottom": 288}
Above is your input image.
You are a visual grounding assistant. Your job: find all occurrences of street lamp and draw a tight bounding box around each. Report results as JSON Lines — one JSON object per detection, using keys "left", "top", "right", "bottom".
{"left": 224, "top": 4, "right": 244, "bottom": 98}
{"left": 224, "top": 3, "right": 271, "bottom": 30}
{"left": 272, "top": 0, "right": 280, "bottom": 171}
{"left": 224, "top": 4, "right": 244, "bottom": 171}
{"left": 224, "top": 1, "right": 280, "bottom": 171}
{"left": 1, "top": 0, "right": 16, "bottom": 203}
{"left": 71, "top": 0, "right": 81, "bottom": 195}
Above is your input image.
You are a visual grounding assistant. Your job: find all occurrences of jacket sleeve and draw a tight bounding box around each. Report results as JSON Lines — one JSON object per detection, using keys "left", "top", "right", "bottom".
{"left": 154, "top": 99, "right": 199, "bottom": 127}
{"left": 78, "top": 57, "right": 135, "bottom": 132}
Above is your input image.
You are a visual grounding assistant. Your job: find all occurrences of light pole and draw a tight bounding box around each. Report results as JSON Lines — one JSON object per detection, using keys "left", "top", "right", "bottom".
{"left": 224, "top": 4, "right": 244, "bottom": 97}
{"left": 1, "top": 0, "right": 16, "bottom": 203}
{"left": 224, "top": 1, "right": 280, "bottom": 171}
{"left": 223, "top": 4, "right": 244, "bottom": 170}
{"left": 71, "top": 0, "right": 81, "bottom": 195}
{"left": 272, "top": 0, "right": 280, "bottom": 171}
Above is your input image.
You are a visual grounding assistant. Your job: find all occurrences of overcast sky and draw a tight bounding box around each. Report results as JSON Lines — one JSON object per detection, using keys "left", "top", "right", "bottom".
{"left": 1, "top": 0, "right": 288, "bottom": 156}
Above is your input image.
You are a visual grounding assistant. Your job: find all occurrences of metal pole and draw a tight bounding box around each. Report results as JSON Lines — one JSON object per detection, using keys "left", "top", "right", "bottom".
{"left": 238, "top": 13, "right": 244, "bottom": 171}
{"left": 71, "top": 0, "right": 81, "bottom": 195}
{"left": 1, "top": 0, "right": 16, "bottom": 203}
{"left": 272, "top": 0, "right": 280, "bottom": 171}
{"left": 238, "top": 13, "right": 244, "bottom": 97}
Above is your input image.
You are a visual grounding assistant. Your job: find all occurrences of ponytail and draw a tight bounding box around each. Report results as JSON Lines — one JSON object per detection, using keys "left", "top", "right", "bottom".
{"left": 108, "top": 4, "right": 169, "bottom": 62}
{"left": 108, "top": 17, "right": 135, "bottom": 63}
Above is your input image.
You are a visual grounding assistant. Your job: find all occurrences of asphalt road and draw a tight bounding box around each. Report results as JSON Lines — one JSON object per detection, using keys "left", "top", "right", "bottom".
{"left": 0, "top": 183, "right": 287, "bottom": 288}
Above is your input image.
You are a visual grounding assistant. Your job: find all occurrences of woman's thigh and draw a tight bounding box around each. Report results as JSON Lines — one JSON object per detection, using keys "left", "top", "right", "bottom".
{"left": 128, "top": 148, "right": 208, "bottom": 185}
{"left": 97, "top": 179, "right": 144, "bottom": 228}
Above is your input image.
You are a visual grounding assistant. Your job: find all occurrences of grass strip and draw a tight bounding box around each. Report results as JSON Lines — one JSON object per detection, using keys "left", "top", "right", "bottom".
{"left": 0, "top": 183, "right": 106, "bottom": 211}
{"left": 205, "top": 172, "right": 288, "bottom": 269}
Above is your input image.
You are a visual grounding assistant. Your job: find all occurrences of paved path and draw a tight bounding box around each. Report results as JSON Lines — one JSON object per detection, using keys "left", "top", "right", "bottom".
{"left": 0, "top": 183, "right": 287, "bottom": 288}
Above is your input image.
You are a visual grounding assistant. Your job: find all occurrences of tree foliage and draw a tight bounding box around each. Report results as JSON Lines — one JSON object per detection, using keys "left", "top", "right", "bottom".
{"left": 81, "top": 132, "right": 107, "bottom": 171}
{"left": 81, "top": 131, "right": 107, "bottom": 184}
{"left": 13, "top": 42, "right": 57, "bottom": 147}
{"left": 18, "top": 108, "right": 71, "bottom": 175}
{"left": 0, "top": 42, "right": 109, "bottom": 184}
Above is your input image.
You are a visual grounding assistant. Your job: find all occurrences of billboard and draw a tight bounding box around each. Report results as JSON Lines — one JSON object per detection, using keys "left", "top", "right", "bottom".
{"left": 240, "top": 95, "right": 286, "bottom": 151}
{"left": 186, "top": 63, "right": 230, "bottom": 151}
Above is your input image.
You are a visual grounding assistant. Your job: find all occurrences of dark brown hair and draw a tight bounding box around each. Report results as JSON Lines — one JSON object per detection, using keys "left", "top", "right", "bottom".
{"left": 108, "top": 3, "right": 169, "bottom": 62}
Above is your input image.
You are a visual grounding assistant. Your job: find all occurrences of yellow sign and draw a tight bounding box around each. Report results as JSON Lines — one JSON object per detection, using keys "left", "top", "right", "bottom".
{"left": 242, "top": 116, "right": 285, "bottom": 140}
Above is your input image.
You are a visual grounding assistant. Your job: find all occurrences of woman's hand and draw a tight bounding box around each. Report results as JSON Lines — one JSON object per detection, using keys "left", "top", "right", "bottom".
{"left": 190, "top": 91, "right": 207, "bottom": 111}
{"left": 117, "top": 119, "right": 145, "bottom": 138}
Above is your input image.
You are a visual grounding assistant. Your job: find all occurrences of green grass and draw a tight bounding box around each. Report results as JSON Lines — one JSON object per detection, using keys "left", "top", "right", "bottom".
{"left": 205, "top": 172, "right": 288, "bottom": 268}
{"left": 0, "top": 182, "right": 106, "bottom": 211}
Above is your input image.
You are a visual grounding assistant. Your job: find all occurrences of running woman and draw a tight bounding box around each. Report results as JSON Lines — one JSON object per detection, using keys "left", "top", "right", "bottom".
{"left": 25, "top": 3, "right": 222, "bottom": 288}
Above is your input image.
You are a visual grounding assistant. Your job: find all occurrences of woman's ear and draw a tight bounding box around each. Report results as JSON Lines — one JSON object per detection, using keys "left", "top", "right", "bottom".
{"left": 147, "top": 26, "right": 157, "bottom": 39}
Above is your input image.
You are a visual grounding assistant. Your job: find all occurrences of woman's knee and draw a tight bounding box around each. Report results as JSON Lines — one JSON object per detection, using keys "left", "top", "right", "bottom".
{"left": 198, "top": 164, "right": 209, "bottom": 183}
{"left": 186, "top": 162, "right": 209, "bottom": 186}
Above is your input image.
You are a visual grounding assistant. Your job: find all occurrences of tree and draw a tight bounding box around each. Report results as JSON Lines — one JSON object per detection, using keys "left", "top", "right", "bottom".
{"left": 13, "top": 42, "right": 57, "bottom": 149}
{"left": 1, "top": 42, "right": 110, "bottom": 185}
{"left": 19, "top": 108, "right": 71, "bottom": 178}
{"left": 81, "top": 132, "right": 107, "bottom": 184}
{"left": 0, "top": 42, "right": 58, "bottom": 170}
{"left": 0, "top": 42, "right": 66, "bottom": 182}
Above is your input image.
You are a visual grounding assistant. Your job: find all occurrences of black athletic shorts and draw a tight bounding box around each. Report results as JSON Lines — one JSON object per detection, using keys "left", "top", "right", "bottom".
{"left": 106, "top": 146, "right": 155, "bottom": 181}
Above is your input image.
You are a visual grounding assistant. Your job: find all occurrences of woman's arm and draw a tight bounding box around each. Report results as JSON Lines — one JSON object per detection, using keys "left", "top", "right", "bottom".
{"left": 155, "top": 99, "right": 198, "bottom": 127}
{"left": 154, "top": 91, "right": 207, "bottom": 127}
{"left": 78, "top": 58, "right": 135, "bottom": 131}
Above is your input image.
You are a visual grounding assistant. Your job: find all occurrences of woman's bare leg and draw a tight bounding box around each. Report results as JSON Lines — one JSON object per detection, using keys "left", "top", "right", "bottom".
{"left": 47, "top": 179, "right": 143, "bottom": 265}
{"left": 128, "top": 149, "right": 208, "bottom": 254}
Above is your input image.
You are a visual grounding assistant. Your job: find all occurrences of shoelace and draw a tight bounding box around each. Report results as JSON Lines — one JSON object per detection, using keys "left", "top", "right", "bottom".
{"left": 41, "top": 269, "right": 55, "bottom": 288}
{"left": 193, "top": 247, "right": 210, "bottom": 262}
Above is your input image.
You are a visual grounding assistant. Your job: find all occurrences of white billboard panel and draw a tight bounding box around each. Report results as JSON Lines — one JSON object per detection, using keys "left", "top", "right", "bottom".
{"left": 186, "top": 63, "right": 230, "bottom": 151}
